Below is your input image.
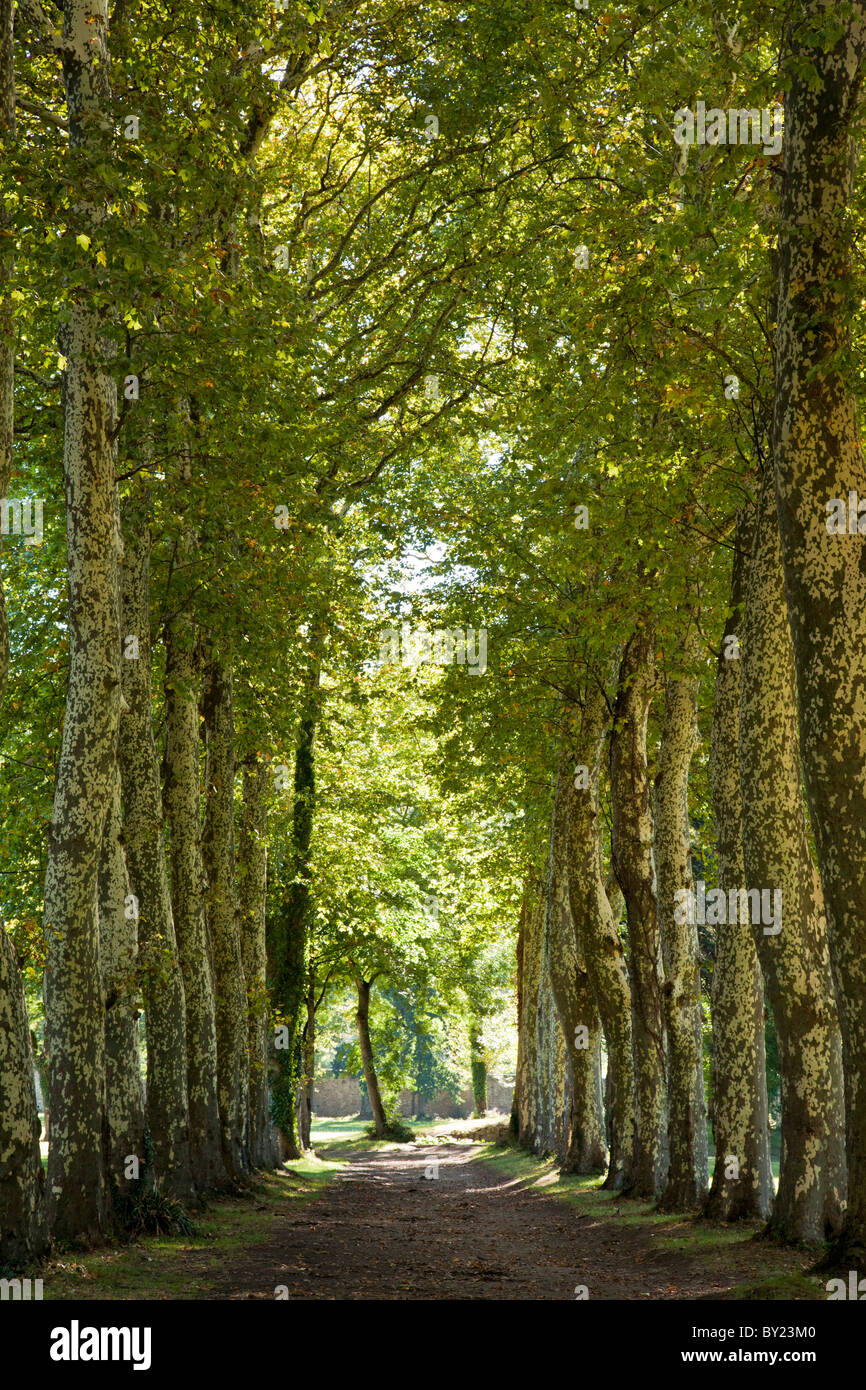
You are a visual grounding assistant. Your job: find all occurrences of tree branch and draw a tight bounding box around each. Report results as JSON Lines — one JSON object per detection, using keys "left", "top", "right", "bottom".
{"left": 15, "top": 95, "right": 68, "bottom": 131}
{"left": 14, "top": 361, "right": 60, "bottom": 390}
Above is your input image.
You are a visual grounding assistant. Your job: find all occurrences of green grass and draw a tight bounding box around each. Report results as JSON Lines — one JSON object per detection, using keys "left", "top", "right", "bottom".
{"left": 473, "top": 1143, "right": 672, "bottom": 1223}
{"left": 309, "top": 1114, "right": 785, "bottom": 1181}
{"left": 310, "top": 1116, "right": 370, "bottom": 1145}
{"left": 724, "top": 1272, "right": 826, "bottom": 1301}
{"left": 310, "top": 1113, "right": 460, "bottom": 1156}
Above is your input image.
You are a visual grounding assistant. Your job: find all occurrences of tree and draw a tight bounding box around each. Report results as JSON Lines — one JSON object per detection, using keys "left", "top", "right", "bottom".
{"left": 610, "top": 625, "right": 667, "bottom": 1198}
{"left": 740, "top": 466, "right": 846, "bottom": 1241}
{"left": 41, "top": 0, "right": 120, "bottom": 1244}
{"left": 655, "top": 617, "right": 708, "bottom": 1210}
{"left": 704, "top": 515, "right": 771, "bottom": 1222}
{"left": 0, "top": 0, "right": 46, "bottom": 1266}
{"left": 772, "top": 0, "right": 866, "bottom": 1266}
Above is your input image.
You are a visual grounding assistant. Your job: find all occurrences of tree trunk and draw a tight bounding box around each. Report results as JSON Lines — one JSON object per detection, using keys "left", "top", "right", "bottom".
{"left": 469, "top": 1019, "right": 487, "bottom": 1117}
{"left": 610, "top": 627, "right": 667, "bottom": 1196}
{"left": 511, "top": 899, "right": 526, "bottom": 1139}
{"left": 269, "top": 901, "right": 304, "bottom": 1162}
{"left": 238, "top": 754, "right": 275, "bottom": 1168}
{"left": 0, "top": 0, "right": 47, "bottom": 1264}
{"left": 534, "top": 908, "right": 565, "bottom": 1155}
{"left": 202, "top": 657, "right": 250, "bottom": 1181}
{"left": 43, "top": 0, "right": 120, "bottom": 1238}
{"left": 655, "top": 630, "right": 708, "bottom": 1209}
{"left": 740, "top": 468, "right": 846, "bottom": 1242}
{"left": 772, "top": 0, "right": 866, "bottom": 1264}
{"left": 42, "top": 301, "right": 118, "bottom": 1240}
{"left": 517, "top": 885, "right": 544, "bottom": 1147}
{"left": 0, "top": 929, "right": 47, "bottom": 1263}
{"left": 268, "top": 665, "right": 320, "bottom": 1159}
{"left": 547, "top": 756, "right": 606, "bottom": 1173}
{"left": 704, "top": 514, "right": 772, "bottom": 1222}
{"left": 355, "top": 978, "right": 387, "bottom": 1137}
{"left": 296, "top": 970, "right": 315, "bottom": 1152}
{"left": 98, "top": 760, "right": 145, "bottom": 1187}
{"left": 553, "top": 1010, "right": 570, "bottom": 1162}
{"left": 567, "top": 676, "right": 636, "bottom": 1190}
{"left": 164, "top": 618, "right": 227, "bottom": 1191}
{"left": 120, "top": 514, "right": 194, "bottom": 1196}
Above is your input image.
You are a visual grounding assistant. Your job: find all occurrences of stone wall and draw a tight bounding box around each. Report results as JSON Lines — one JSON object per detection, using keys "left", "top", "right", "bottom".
{"left": 312, "top": 1076, "right": 363, "bottom": 1116}
{"left": 311, "top": 1074, "right": 514, "bottom": 1118}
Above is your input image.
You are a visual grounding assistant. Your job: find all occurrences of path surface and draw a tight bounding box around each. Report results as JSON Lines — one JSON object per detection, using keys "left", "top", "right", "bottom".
{"left": 200, "top": 1143, "right": 771, "bottom": 1300}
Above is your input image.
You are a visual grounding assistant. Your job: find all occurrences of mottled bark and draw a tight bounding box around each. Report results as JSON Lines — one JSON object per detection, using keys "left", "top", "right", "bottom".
{"left": 0, "top": 0, "right": 47, "bottom": 1264}
{"left": 610, "top": 627, "right": 667, "bottom": 1196}
{"left": 98, "top": 761, "right": 145, "bottom": 1186}
{"left": 202, "top": 657, "right": 250, "bottom": 1180}
{"left": 120, "top": 515, "right": 193, "bottom": 1196}
{"left": 705, "top": 517, "right": 772, "bottom": 1222}
{"left": 268, "top": 665, "right": 320, "bottom": 1160}
{"left": 740, "top": 470, "right": 846, "bottom": 1241}
{"left": 655, "top": 630, "right": 708, "bottom": 1209}
{"left": 44, "top": 0, "right": 120, "bottom": 1240}
{"left": 553, "top": 1013, "right": 570, "bottom": 1162}
{"left": 567, "top": 678, "right": 636, "bottom": 1190}
{"left": 43, "top": 314, "right": 117, "bottom": 1240}
{"left": 0, "top": 929, "right": 46, "bottom": 1264}
{"left": 238, "top": 755, "right": 275, "bottom": 1167}
{"left": 772, "top": 0, "right": 866, "bottom": 1262}
{"left": 516, "top": 886, "right": 544, "bottom": 1147}
{"left": 0, "top": 0, "right": 11, "bottom": 687}
{"left": 522, "top": 885, "right": 570, "bottom": 1160}
{"left": 605, "top": 871, "right": 624, "bottom": 933}
{"left": 355, "top": 978, "right": 386, "bottom": 1137}
{"left": 511, "top": 899, "right": 526, "bottom": 1139}
{"left": 164, "top": 621, "right": 227, "bottom": 1191}
{"left": 533, "top": 906, "right": 567, "bottom": 1156}
{"left": 547, "top": 758, "right": 606, "bottom": 1174}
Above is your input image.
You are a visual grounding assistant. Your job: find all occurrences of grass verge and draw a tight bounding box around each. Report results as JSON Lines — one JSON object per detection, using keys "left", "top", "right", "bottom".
{"left": 38, "top": 1158, "right": 341, "bottom": 1301}
{"left": 471, "top": 1142, "right": 826, "bottom": 1301}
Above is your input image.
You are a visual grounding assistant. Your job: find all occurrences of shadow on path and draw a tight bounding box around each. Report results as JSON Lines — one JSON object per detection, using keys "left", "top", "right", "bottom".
{"left": 201, "top": 1142, "right": 775, "bottom": 1300}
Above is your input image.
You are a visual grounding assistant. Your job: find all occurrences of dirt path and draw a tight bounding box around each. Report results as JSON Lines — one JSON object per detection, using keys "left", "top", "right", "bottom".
{"left": 199, "top": 1143, "right": 805, "bottom": 1301}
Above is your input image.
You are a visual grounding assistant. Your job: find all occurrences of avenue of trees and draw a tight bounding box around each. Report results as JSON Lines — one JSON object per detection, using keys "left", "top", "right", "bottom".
{"left": 2, "top": 0, "right": 866, "bottom": 1281}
